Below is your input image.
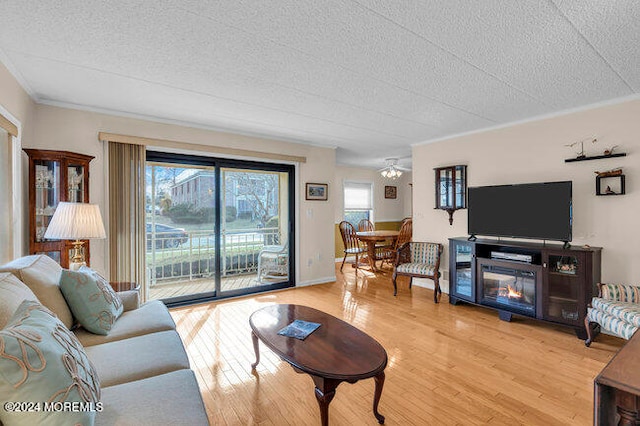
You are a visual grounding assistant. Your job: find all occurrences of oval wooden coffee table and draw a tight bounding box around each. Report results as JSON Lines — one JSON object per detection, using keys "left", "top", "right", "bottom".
{"left": 250, "top": 304, "right": 387, "bottom": 425}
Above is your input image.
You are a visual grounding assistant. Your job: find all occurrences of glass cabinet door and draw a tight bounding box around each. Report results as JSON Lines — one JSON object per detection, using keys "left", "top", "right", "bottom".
{"left": 34, "top": 159, "right": 61, "bottom": 243}
{"left": 67, "top": 162, "right": 86, "bottom": 202}
{"left": 451, "top": 240, "right": 475, "bottom": 302}
{"left": 544, "top": 252, "right": 585, "bottom": 325}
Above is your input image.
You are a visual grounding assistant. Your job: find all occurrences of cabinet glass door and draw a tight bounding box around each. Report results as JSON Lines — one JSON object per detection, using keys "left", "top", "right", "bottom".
{"left": 452, "top": 242, "right": 474, "bottom": 301}
{"left": 34, "top": 159, "right": 61, "bottom": 243}
{"left": 545, "top": 252, "right": 583, "bottom": 325}
{"left": 67, "top": 162, "right": 86, "bottom": 202}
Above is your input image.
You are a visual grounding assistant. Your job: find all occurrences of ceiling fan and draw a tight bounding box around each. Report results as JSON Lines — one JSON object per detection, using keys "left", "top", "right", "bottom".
{"left": 378, "top": 158, "right": 410, "bottom": 179}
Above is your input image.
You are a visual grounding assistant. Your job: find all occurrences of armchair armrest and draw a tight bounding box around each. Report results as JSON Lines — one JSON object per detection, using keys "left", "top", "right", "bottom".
{"left": 598, "top": 283, "right": 640, "bottom": 303}
{"left": 117, "top": 290, "right": 140, "bottom": 311}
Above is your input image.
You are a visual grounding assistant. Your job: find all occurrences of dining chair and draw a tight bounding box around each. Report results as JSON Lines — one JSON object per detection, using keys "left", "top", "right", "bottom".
{"left": 357, "top": 219, "right": 393, "bottom": 268}
{"left": 378, "top": 218, "right": 412, "bottom": 267}
{"left": 396, "top": 218, "right": 412, "bottom": 248}
{"left": 339, "top": 221, "right": 367, "bottom": 272}
{"left": 357, "top": 219, "right": 374, "bottom": 232}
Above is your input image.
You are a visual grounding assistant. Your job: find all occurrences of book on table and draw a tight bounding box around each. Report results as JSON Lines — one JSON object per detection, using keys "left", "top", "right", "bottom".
{"left": 278, "top": 320, "right": 321, "bottom": 340}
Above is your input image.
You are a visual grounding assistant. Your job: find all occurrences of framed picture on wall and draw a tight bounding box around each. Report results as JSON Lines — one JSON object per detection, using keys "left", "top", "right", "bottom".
{"left": 385, "top": 185, "right": 397, "bottom": 199}
{"left": 306, "top": 183, "right": 328, "bottom": 201}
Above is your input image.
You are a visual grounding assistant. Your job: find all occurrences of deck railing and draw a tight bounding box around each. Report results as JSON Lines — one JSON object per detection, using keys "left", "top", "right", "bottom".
{"left": 147, "top": 227, "right": 281, "bottom": 286}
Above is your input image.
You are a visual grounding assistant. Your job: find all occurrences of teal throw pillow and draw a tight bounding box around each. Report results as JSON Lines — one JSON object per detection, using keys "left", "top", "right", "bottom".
{"left": 59, "top": 267, "right": 123, "bottom": 335}
{"left": 0, "top": 300, "right": 101, "bottom": 426}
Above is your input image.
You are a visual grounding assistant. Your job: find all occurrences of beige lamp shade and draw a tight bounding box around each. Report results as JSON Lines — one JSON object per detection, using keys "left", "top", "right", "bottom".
{"left": 44, "top": 202, "right": 106, "bottom": 240}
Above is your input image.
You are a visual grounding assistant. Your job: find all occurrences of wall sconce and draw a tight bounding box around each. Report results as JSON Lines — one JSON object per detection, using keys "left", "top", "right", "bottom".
{"left": 434, "top": 165, "right": 467, "bottom": 225}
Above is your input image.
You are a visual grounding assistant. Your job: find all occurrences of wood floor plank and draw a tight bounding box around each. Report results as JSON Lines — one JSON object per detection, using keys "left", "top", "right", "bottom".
{"left": 170, "top": 263, "right": 623, "bottom": 425}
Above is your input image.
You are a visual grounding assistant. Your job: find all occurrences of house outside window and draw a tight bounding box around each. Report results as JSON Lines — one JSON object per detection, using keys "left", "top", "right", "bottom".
{"left": 344, "top": 181, "right": 373, "bottom": 227}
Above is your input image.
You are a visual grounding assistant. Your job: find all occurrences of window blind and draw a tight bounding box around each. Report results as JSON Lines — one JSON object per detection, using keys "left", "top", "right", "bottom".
{"left": 344, "top": 182, "right": 373, "bottom": 210}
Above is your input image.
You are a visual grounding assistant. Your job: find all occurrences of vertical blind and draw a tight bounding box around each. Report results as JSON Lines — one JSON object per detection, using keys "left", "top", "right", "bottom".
{"left": 0, "top": 128, "right": 12, "bottom": 263}
{"left": 344, "top": 182, "right": 373, "bottom": 210}
{"left": 108, "top": 141, "right": 147, "bottom": 300}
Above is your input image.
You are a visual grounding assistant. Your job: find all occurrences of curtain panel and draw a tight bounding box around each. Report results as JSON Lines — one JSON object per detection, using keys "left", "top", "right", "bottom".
{"left": 108, "top": 142, "right": 147, "bottom": 301}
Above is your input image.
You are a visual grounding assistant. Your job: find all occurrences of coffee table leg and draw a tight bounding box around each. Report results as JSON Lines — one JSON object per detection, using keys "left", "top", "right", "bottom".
{"left": 373, "top": 371, "right": 385, "bottom": 424}
{"left": 312, "top": 377, "right": 339, "bottom": 426}
{"left": 251, "top": 331, "right": 260, "bottom": 369}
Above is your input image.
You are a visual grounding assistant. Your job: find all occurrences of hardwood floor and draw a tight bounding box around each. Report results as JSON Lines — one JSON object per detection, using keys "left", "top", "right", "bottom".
{"left": 170, "top": 264, "right": 623, "bottom": 425}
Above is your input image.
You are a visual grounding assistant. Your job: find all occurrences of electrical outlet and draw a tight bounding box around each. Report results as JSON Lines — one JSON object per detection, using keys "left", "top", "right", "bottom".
{"left": 307, "top": 258, "right": 313, "bottom": 267}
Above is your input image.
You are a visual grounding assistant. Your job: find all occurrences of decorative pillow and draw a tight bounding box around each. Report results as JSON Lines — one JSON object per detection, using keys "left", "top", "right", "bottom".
{"left": 0, "top": 300, "right": 101, "bottom": 426}
{"left": 59, "top": 268, "right": 123, "bottom": 335}
{"left": 0, "top": 272, "right": 38, "bottom": 329}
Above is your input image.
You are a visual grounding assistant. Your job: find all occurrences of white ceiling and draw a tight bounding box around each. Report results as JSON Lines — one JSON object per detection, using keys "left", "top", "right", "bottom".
{"left": 1, "top": 1, "right": 639, "bottom": 169}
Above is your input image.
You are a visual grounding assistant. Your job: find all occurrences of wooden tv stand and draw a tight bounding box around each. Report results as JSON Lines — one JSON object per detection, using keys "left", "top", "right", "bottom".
{"left": 448, "top": 237, "right": 601, "bottom": 339}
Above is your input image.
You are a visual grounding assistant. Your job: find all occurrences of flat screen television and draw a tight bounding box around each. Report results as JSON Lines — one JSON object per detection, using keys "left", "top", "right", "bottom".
{"left": 467, "top": 181, "right": 572, "bottom": 242}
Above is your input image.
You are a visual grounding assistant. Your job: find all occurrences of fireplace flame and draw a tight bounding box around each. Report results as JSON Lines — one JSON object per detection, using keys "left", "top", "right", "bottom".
{"left": 506, "top": 284, "right": 522, "bottom": 299}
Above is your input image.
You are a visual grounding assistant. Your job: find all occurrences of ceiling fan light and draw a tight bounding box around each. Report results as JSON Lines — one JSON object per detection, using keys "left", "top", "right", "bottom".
{"left": 381, "top": 158, "right": 406, "bottom": 179}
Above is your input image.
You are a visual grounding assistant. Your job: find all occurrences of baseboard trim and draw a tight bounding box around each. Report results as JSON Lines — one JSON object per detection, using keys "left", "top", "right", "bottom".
{"left": 409, "top": 278, "right": 450, "bottom": 295}
{"left": 297, "top": 276, "right": 336, "bottom": 287}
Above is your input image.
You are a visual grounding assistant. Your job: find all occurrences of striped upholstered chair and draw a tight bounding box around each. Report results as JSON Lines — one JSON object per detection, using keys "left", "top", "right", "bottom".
{"left": 392, "top": 242, "right": 443, "bottom": 302}
{"left": 584, "top": 283, "right": 640, "bottom": 346}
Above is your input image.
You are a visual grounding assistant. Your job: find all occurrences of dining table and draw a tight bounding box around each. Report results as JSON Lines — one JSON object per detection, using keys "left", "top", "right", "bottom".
{"left": 355, "top": 230, "right": 399, "bottom": 272}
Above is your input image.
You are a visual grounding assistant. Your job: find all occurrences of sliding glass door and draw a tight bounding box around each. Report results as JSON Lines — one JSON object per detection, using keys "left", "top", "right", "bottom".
{"left": 221, "top": 167, "right": 291, "bottom": 292}
{"left": 145, "top": 152, "right": 294, "bottom": 305}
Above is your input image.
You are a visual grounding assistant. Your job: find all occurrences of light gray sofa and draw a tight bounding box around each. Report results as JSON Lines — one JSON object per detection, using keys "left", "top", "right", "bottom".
{"left": 0, "top": 255, "right": 209, "bottom": 425}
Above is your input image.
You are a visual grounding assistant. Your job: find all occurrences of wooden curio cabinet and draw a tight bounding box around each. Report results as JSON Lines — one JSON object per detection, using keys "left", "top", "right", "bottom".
{"left": 23, "top": 149, "right": 94, "bottom": 268}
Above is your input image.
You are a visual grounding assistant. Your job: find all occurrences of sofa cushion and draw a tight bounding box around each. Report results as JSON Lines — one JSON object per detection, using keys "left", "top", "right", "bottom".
{"left": 588, "top": 305, "right": 639, "bottom": 340}
{"left": 600, "top": 283, "right": 640, "bottom": 303}
{"left": 97, "top": 369, "right": 209, "bottom": 426}
{"left": 0, "top": 272, "right": 38, "bottom": 329}
{"left": 0, "top": 255, "right": 73, "bottom": 328}
{"left": 591, "top": 297, "right": 640, "bottom": 328}
{"left": 117, "top": 290, "right": 140, "bottom": 312}
{"left": 396, "top": 262, "right": 437, "bottom": 276}
{"left": 85, "top": 330, "right": 190, "bottom": 387}
{"left": 0, "top": 300, "right": 101, "bottom": 426}
{"left": 59, "top": 267, "right": 124, "bottom": 335}
{"left": 74, "top": 300, "right": 176, "bottom": 346}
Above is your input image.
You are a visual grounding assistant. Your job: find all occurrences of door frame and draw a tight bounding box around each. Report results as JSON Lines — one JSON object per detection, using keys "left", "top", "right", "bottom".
{"left": 146, "top": 151, "right": 296, "bottom": 307}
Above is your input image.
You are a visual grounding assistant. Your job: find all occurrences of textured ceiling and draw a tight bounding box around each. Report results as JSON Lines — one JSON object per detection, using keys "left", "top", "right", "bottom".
{"left": 1, "top": 1, "right": 639, "bottom": 169}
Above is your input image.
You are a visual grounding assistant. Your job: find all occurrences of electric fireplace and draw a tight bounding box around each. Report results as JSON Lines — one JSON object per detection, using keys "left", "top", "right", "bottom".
{"left": 477, "top": 259, "right": 542, "bottom": 318}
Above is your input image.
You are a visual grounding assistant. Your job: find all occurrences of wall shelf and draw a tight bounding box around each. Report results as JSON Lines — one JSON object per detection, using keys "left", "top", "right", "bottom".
{"left": 596, "top": 174, "right": 625, "bottom": 196}
{"left": 565, "top": 152, "right": 626, "bottom": 163}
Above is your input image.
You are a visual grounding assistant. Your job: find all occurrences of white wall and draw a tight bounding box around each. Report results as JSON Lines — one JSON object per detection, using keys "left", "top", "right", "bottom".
{"left": 334, "top": 165, "right": 412, "bottom": 223}
{"left": 25, "top": 104, "right": 337, "bottom": 285}
{"left": 412, "top": 98, "right": 640, "bottom": 291}
{"left": 0, "top": 61, "right": 35, "bottom": 257}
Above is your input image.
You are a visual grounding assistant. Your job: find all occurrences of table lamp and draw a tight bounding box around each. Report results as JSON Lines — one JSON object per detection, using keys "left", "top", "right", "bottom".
{"left": 43, "top": 202, "right": 106, "bottom": 270}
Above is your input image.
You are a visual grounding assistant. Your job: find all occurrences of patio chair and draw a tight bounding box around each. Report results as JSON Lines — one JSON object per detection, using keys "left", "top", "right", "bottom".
{"left": 339, "top": 221, "right": 367, "bottom": 272}
{"left": 392, "top": 241, "right": 443, "bottom": 302}
{"left": 257, "top": 242, "right": 288, "bottom": 283}
{"left": 584, "top": 283, "right": 640, "bottom": 346}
